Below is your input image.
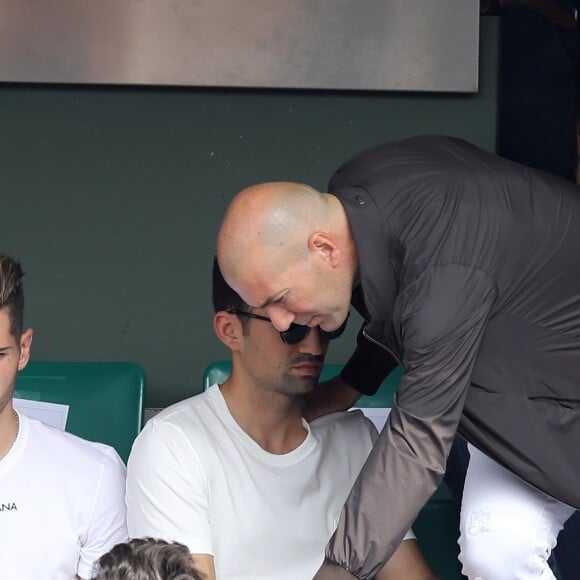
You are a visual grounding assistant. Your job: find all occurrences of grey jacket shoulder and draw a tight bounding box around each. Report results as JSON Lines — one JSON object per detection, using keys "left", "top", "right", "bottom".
{"left": 322, "top": 136, "right": 580, "bottom": 579}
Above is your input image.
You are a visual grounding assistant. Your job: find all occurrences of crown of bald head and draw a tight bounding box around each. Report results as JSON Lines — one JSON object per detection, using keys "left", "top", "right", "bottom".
{"left": 217, "top": 182, "right": 334, "bottom": 295}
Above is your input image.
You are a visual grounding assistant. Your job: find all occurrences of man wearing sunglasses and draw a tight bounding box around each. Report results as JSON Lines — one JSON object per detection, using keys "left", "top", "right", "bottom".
{"left": 125, "top": 259, "right": 435, "bottom": 580}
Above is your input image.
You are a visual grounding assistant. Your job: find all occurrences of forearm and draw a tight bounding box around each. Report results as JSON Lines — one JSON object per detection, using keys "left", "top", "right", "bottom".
{"left": 314, "top": 560, "right": 358, "bottom": 579}
{"left": 303, "top": 375, "right": 362, "bottom": 421}
{"left": 376, "top": 539, "right": 438, "bottom": 580}
{"left": 320, "top": 412, "right": 446, "bottom": 579}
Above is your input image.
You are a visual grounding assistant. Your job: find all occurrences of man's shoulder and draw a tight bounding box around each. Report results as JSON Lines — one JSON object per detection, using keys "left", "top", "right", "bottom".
{"left": 310, "top": 409, "right": 377, "bottom": 442}
{"left": 23, "top": 415, "right": 124, "bottom": 474}
{"left": 308, "top": 411, "right": 378, "bottom": 466}
{"left": 146, "top": 387, "right": 215, "bottom": 428}
{"left": 135, "top": 386, "right": 222, "bottom": 449}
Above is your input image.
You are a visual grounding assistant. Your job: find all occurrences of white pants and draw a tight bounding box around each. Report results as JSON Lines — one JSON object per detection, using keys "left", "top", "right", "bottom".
{"left": 458, "top": 444, "right": 576, "bottom": 580}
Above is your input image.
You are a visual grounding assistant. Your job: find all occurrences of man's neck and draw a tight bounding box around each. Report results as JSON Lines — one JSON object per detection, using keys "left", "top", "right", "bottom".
{"left": 325, "top": 192, "right": 359, "bottom": 286}
{"left": 0, "top": 402, "right": 19, "bottom": 460}
{"left": 219, "top": 379, "right": 308, "bottom": 455}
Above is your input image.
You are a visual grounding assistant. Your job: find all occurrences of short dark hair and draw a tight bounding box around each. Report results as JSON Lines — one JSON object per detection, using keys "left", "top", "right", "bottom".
{"left": 91, "top": 538, "right": 205, "bottom": 580}
{"left": 0, "top": 253, "right": 25, "bottom": 341}
{"left": 212, "top": 256, "right": 250, "bottom": 333}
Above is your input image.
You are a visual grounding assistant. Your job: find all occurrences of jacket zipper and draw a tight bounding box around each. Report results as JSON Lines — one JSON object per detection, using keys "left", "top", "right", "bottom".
{"left": 362, "top": 329, "right": 402, "bottom": 366}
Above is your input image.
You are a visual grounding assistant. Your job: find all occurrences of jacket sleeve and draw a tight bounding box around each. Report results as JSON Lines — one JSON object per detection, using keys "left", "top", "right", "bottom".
{"left": 340, "top": 327, "right": 399, "bottom": 396}
{"left": 314, "top": 264, "right": 497, "bottom": 579}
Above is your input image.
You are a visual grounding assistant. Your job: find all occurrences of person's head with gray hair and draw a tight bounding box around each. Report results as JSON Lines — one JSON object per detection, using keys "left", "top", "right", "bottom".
{"left": 91, "top": 538, "right": 205, "bottom": 580}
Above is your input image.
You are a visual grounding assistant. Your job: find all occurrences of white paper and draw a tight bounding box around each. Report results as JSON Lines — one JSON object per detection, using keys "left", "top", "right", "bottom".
{"left": 351, "top": 406, "right": 391, "bottom": 433}
{"left": 13, "top": 398, "right": 69, "bottom": 431}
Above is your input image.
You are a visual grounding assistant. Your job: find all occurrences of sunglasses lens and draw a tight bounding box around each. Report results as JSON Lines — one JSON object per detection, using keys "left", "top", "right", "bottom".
{"left": 280, "top": 324, "right": 310, "bottom": 345}
{"left": 280, "top": 315, "right": 349, "bottom": 344}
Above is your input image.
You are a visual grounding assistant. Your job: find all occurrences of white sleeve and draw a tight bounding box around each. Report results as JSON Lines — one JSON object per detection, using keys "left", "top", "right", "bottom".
{"left": 77, "top": 447, "right": 129, "bottom": 579}
{"left": 125, "top": 419, "right": 213, "bottom": 555}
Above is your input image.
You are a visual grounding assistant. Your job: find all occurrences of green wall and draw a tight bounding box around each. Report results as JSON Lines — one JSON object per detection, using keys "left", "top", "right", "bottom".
{"left": 1, "top": 18, "right": 498, "bottom": 408}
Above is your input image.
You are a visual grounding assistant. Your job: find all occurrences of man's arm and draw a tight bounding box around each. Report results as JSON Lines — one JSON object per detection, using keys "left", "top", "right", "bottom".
{"left": 303, "top": 328, "right": 398, "bottom": 421}
{"left": 303, "top": 376, "right": 361, "bottom": 421}
{"left": 315, "top": 264, "right": 497, "bottom": 579}
{"left": 314, "top": 540, "right": 437, "bottom": 580}
{"left": 126, "top": 420, "right": 215, "bottom": 560}
{"left": 376, "top": 539, "right": 437, "bottom": 580}
{"left": 78, "top": 447, "right": 129, "bottom": 579}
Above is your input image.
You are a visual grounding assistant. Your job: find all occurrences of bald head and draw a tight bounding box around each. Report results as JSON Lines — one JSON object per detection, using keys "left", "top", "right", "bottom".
{"left": 217, "top": 181, "right": 357, "bottom": 331}
{"left": 218, "top": 182, "right": 331, "bottom": 288}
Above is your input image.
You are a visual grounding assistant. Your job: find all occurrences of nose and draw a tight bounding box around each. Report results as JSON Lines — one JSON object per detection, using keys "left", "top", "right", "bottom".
{"left": 265, "top": 303, "right": 295, "bottom": 331}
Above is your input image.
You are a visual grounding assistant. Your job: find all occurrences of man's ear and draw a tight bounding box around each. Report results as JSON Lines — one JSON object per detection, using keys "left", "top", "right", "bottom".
{"left": 308, "top": 232, "right": 340, "bottom": 266}
{"left": 213, "top": 313, "right": 244, "bottom": 352}
{"left": 18, "top": 328, "right": 34, "bottom": 371}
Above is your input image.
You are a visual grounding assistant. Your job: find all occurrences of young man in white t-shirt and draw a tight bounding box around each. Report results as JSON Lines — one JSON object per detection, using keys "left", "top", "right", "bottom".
{"left": 0, "top": 253, "right": 128, "bottom": 579}
{"left": 125, "top": 259, "right": 436, "bottom": 580}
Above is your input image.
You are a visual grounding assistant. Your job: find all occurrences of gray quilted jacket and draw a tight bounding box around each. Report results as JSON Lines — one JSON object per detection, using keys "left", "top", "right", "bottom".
{"left": 315, "top": 135, "right": 580, "bottom": 579}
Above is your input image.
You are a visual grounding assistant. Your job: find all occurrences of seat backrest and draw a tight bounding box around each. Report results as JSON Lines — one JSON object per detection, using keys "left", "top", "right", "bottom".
{"left": 15, "top": 361, "right": 145, "bottom": 463}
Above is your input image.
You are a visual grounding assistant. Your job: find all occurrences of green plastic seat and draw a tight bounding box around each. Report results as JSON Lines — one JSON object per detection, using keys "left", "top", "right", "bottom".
{"left": 15, "top": 361, "right": 145, "bottom": 463}
{"left": 204, "top": 361, "right": 465, "bottom": 579}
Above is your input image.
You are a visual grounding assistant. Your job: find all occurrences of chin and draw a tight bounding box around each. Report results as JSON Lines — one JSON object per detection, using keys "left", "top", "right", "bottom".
{"left": 284, "top": 377, "right": 317, "bottom": 395}
{"left": 323, "top": 313, "right": 346, "bottom": 332}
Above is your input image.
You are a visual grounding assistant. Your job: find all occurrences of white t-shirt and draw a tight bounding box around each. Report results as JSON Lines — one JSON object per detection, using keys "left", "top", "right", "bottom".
{"left": 0, "top": 412, "right": 128, "bottom": 580}
{"left": 127, "top": 384, "right": 414, "bottom": 580}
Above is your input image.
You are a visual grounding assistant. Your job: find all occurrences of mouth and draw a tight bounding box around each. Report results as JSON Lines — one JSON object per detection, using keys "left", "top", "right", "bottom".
{"left": 292, "top": 362, "right": 322, "bottom": 376}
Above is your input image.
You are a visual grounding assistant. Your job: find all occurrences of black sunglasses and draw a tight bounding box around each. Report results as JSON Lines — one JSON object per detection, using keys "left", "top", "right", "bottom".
{"left": 228, "top": 309, "right": 348, "bottom": 345}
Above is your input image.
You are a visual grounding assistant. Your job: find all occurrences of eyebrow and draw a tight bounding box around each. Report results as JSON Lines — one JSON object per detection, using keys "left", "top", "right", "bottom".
{"left": 257, "top": 297, "right": 275, "bottom": 309}
{"left": 257, "top": 292, "right": 286, "bottom": 309}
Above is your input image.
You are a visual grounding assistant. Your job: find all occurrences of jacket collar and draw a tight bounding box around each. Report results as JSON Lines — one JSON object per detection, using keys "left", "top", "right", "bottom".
{"left": 331, "top": 186, "right": 401, "bottom": 356}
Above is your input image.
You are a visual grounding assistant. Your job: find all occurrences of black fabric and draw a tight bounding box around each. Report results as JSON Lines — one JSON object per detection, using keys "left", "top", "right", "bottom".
{"left": 499, "top": 3, "right": 578, "bottom": 181}
{"left": 339, "top": 324, "right": 398, "bottom": 397}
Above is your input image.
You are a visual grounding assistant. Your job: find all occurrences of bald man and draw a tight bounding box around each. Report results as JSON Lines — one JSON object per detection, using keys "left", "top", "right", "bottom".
{"left": 217, "top": 135, "right": 580, "bottom": 580}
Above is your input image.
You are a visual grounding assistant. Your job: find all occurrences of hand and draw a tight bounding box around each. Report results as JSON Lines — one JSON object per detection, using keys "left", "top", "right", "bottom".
{"left": 303, "top": 375, "right": 362, "bottom": 422}
{"left": 376, "top": 539, "right": 439, "bottom": 580}
{"left": 312, "top": 560, "right": 358, "bottom": 579}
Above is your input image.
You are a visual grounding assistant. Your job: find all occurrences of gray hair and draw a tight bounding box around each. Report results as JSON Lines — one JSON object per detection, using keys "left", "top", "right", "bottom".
{"left": 91, "top": 538, "right": 205, "bottom": 580}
